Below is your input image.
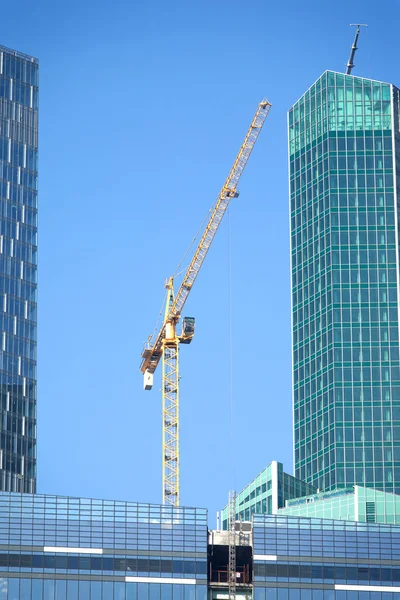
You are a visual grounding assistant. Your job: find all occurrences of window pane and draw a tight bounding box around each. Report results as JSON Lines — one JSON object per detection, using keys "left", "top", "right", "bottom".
{"left": 0, "top": 579, "right": 7, "bottom": 600}
{"left": 56, "top": 580, "right": 67, "bottom": 600}
{"left": 20, "top": 579, "right": 31, "bottom": 600}
{"left": 8, "top": 579, "right": 19, "bottom": 600}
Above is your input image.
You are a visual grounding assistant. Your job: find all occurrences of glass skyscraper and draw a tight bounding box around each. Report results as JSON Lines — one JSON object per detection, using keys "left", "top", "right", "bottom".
{"left": 289, "top": 70, "right": 400, "bottom": 495}
{"left": 0, "top": 46, "right": 38, "bottom": 493}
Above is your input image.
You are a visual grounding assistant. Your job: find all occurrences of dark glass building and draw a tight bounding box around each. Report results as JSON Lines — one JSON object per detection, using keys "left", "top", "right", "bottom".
{"left": 0, "top": 45, "right": 38, "bottom": 493}
{"left": 289, "top": 71, "right": 400, "bottom": 494}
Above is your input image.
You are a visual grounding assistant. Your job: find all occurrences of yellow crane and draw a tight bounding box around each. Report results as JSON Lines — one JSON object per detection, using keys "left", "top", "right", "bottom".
{"left": 140, "top": 99, "right": 271, "bottom": 506}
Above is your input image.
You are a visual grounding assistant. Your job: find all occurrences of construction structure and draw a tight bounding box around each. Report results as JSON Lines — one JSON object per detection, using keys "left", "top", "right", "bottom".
{"left": 140, "top": 100, "right": 271, "bottom": 506}
{"left": 346, "top": 24, "right": 367, "bottom": 75}
{"left": 228, "top": 491, "right": 237, "bottom": 600}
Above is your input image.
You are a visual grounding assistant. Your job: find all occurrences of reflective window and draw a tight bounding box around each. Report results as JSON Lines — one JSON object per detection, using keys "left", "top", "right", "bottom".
{"left": 0, "top": 46, "right": 38, "bottom": 494}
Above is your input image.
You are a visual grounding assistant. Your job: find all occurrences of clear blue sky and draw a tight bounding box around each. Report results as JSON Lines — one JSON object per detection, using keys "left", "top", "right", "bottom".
{"left": 2, "top": 0, "right": 399, "bottom": 523}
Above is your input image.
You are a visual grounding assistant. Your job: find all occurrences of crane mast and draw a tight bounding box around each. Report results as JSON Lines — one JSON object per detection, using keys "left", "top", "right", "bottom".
{"left": 162, "top": 279, "right": 180, "bottom": 505}
{"left": 141, "top": 99, "right": 271, "bottom": 505}
{"left": 346, "top": 24, "right": 367, "bottom": 75}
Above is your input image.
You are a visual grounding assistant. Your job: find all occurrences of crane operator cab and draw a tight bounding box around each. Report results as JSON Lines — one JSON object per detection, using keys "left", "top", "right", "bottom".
{"left": 180, "top": 317, "right": 195, "bottom": 344}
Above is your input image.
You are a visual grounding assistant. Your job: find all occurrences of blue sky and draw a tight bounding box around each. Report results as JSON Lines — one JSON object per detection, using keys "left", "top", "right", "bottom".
{"left": 2, "top": 0, "right": 399, "bottom": 522}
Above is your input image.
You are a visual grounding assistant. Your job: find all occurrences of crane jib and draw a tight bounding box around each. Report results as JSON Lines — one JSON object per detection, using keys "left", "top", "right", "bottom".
{"left": 140, "top": 99, "right": 271, "bottom": 378}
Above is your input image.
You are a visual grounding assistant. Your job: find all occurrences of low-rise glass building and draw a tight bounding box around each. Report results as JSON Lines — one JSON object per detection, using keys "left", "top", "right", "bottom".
{"left": 221, "top": 462, "right": 316, "bottom": 527}
{"left": 253, "top": 514, "right": 400, "bottom": 600}
{"left": 277, "top": 484, "right": 400, "bottom": 524}
{"left": 0, "top": 492, "right": 208, "bottom": 599}
{"left": 0, "top": 491, "right": 399, "bottom": 598}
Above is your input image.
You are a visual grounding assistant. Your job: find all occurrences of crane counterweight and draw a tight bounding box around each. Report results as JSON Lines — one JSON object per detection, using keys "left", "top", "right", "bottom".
{"left": 144, "top": 370, "right": 154, "bottom": 391}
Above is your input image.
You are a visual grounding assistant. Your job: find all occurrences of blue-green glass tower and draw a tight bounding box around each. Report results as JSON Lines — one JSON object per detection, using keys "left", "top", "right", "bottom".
{"left": 289, "top": 71, "right": 400, "bottom": 495}
{"left": 0, "top": 46, "right": 38, "bottom": 492}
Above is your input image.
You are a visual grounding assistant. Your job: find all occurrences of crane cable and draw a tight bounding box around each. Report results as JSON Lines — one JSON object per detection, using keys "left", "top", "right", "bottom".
{"left": 149, "top": 199, "right": 223, "bottom": 345}
{"left": 228, "top": 206, "right": 235, "bottom": 490}
{"left": 173, "top": 202, "right": 217, "bottom": 279}
{"left": 149, "top": 289, "right": 169, "bottom": 346}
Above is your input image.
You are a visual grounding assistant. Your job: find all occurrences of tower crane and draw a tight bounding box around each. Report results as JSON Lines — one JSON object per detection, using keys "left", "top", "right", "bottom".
{"left": 140, "top": 99, "right": 271, "bottom": 506}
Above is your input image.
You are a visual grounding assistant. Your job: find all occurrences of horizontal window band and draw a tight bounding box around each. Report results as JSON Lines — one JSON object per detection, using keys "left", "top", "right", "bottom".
{"left": 126, "top": 577, "right": 197, "bottom": 584}
{"left": 0, "top": 572, "right": 205, "bottom": 584}
{"left": 44, "top": 546, "right": 102, "bottom": 554}
{"left": 255, "top": 581, "right": 400, "bottom": 593}
{"left": 0, "top": 544, "right": 206, "bottom": 558}
{"left": 335, "top": 584, "right": 400, "bottom": 593}
{"left": 254, "top": 583, "right": 335, "bottom": 590}
{"left": 253, "top": 554, "right": 400, "bottom": 566}
{"left": 254, "top": 555, "right": 278, "bottom": 561}
{"left": 254, "top": 562, "right": 400, "bottom": 583}
{"left": 254, "top": 582, "right": 400, "bottom": 591}
{"left": 0, "top": 552, "right": 207, "bottom": 575}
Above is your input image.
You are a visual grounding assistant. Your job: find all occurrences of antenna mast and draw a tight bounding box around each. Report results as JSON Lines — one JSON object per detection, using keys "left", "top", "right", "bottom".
{"left": 346, "top": 24, "right": 367, "bottom": 75}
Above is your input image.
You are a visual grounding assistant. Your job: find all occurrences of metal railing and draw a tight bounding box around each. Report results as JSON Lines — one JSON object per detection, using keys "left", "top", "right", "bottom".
{"left": 0, "top": 45, "right": 38, "bottom": 63}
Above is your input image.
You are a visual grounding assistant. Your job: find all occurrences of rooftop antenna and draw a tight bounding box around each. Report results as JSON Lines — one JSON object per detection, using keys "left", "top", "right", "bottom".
{"left": 346, "top": 24, "right": 368, "bottom": 75}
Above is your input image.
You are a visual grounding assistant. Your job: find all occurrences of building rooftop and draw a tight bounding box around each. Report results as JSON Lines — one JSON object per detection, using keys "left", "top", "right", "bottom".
{"left": 278, "top": 485, "right": 400, "bottom": 525}
{"left": 0, "top": 43, "right": 38, "bottom": 63}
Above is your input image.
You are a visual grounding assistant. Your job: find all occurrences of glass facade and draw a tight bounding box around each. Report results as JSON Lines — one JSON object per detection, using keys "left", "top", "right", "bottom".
{"left": 278, "top": 485, "right": 400, "bottom": 524}
{"left": 254, "top": 514, "right": 400, "bottom": 600}
{"left": 0, "top": 492, "right": 208, "bottom": 599}
{"left": 0, "top": 46, "right": 38, "bottom": 493}
{"left": 221, "top": 462, "right": 316, "bottom": 527}
{"left": 289, "top": 70, "right": 400, "bottom": 494}
{"left": 0, "top": 493, "right": 399, "bottom": 599}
